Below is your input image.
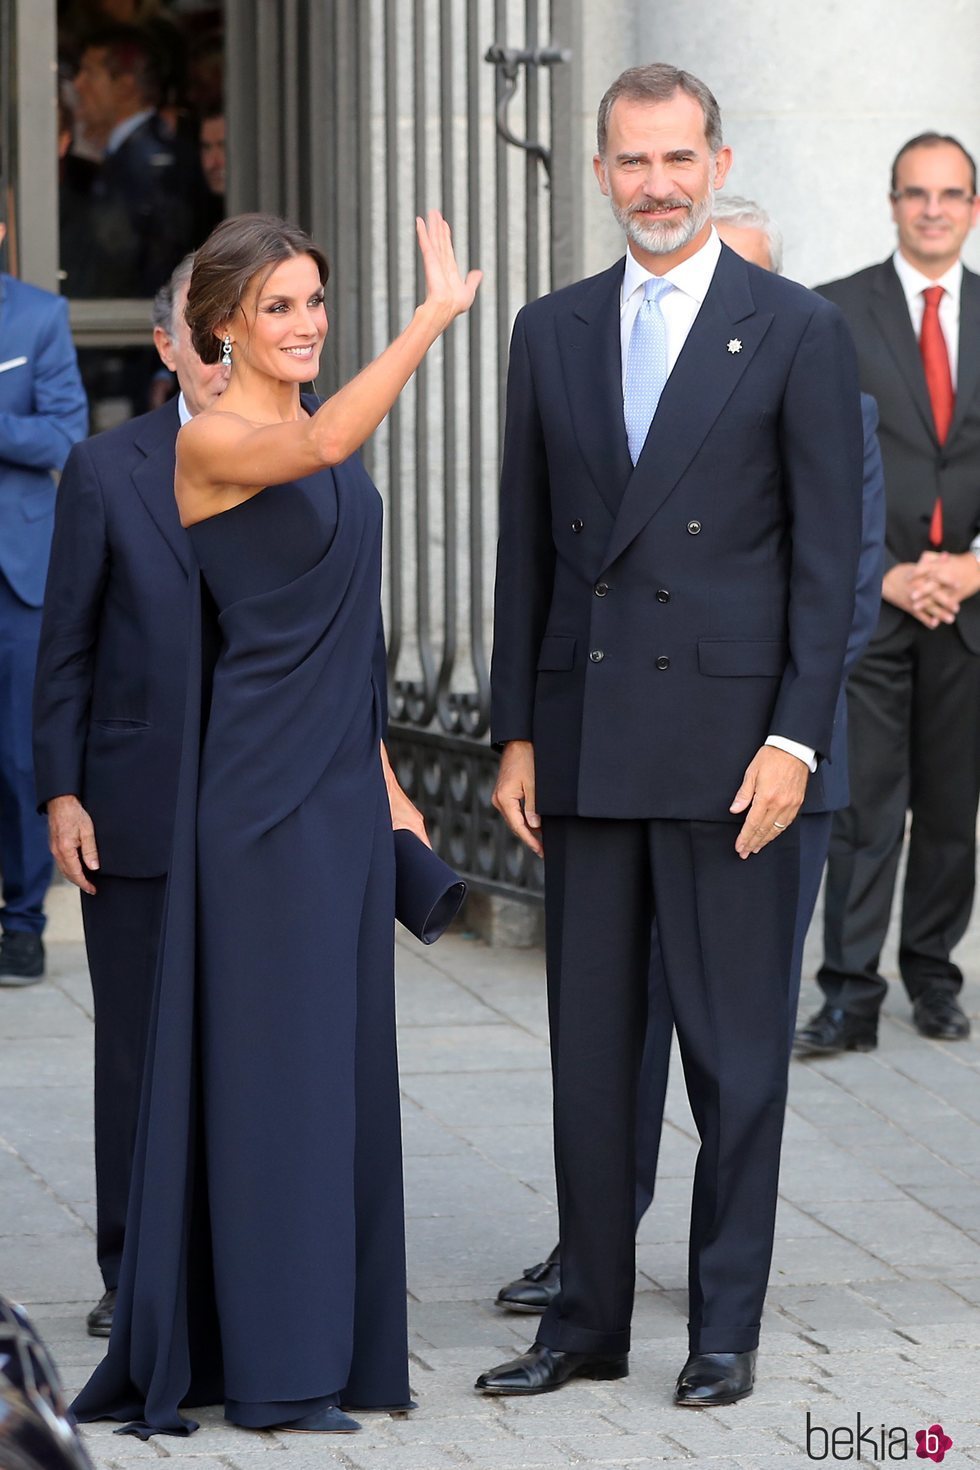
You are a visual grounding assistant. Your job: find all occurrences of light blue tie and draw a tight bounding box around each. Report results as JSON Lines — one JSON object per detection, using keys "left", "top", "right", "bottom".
{"left": 623, "top": 276, "right": 672, "bottom": 465}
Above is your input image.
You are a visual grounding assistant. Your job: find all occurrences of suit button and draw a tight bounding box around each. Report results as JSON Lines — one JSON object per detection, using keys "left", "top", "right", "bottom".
{"left": 656, "top": 588, "right": 670, "bottom": 604}
{"left": 594, "top": 582, "right": 609, "bottom": 597}
{"left": 687, "top": 520, "right": 701, "bottom": 535}
{"left": 656, "top": 655, "right": 670, "bottom": 670}
{"left": 571, "top": 518, "right": 584, "bottom": 533}
{"left": 590, "top": 649, "right": 604, "bottom": 663}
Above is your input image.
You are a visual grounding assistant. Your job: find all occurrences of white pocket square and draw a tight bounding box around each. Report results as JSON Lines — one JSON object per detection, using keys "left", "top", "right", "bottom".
{"left": 0, "top": 356, "right": 28, "bottom": 373}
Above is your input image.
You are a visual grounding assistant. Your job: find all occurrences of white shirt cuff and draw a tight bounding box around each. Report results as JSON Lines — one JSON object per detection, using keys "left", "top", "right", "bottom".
{"left": 970, "top": 532, "right": 980, "bottom": 552}
{"left": 765, "top": 735, "right": 817, "bottom": 773}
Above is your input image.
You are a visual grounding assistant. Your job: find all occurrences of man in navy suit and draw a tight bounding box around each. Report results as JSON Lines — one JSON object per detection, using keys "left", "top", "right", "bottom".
{"left": 494, "top": 196, "right": 886, "bottom": 1319}
{"left": 70, "top": 25, "right": 200, "bottom": 300}
{"left": 478, "top": 67, "right": 863, "bottom": 1407}
{"left": 33, "top": 255, "right": 229, "bottom": 1336}
{"left": 0, "top": 219, "right": 87, "bottom": 986}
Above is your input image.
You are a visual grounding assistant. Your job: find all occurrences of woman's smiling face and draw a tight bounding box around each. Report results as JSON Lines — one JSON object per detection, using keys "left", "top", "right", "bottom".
{"left": 230, "top": 252, "right": 328, "bottom": 382}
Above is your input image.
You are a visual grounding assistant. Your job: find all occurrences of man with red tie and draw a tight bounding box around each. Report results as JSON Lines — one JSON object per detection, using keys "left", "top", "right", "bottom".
{"left": 797, "top": 133, "right": 980, "bottom": 1056}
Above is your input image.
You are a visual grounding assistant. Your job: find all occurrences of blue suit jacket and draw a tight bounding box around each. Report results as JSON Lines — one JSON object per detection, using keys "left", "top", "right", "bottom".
{"left": 0, "top": 274, "right": 88, "bottom": 607}
{"left": 802, "top": 392, "right": 886, "bottom": 813}
{"left": 33, "top": 399, "right": 190, "bottom": 876}
{"left": 491, "top": 244, "right": 864, "bottom": 819}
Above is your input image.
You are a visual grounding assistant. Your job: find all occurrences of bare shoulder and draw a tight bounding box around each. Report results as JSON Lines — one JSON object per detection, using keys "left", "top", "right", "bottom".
{"left": 177, "top": 409, "right": 254, "bottom": 462}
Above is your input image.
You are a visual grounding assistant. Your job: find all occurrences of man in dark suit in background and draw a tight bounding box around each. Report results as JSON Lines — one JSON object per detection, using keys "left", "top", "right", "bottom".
{"left": 478, "top": 65, "right": 863, "bottom": 1408}
{"left": 70, "top": 25, "right": 199, "bottom": 298}
{"left": 33, "top": 255, "right": 229, "bottom": 1336}
{"left": 494, "top": 195, "right": 886, "bottom": 1319}
{"left": 0, "top": 216, "right": 87, "bottom": 986}
{"left": 797, "top": 133, "right": 980, "bottom": 1056}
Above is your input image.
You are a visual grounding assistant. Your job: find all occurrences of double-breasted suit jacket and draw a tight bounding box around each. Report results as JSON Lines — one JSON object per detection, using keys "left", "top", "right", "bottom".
{"left": 489, "top": 240, "right": 864, "bottom": 1360}
{"left": 491, "top": 243, "right": 864, "bottom": 808}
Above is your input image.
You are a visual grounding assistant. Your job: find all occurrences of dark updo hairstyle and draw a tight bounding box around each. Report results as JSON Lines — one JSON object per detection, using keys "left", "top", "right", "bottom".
{"left": 185, "top": 213, "right": 330, "bottom": 365}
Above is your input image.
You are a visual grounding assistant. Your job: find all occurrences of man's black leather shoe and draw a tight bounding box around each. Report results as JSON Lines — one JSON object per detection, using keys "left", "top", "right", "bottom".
{"left": 913, "top": 990, "right": 970, "bottom": 1040}
{"left": 674, "top": 1350, "right": 756, "bottom": 1406}
{"left": 495, "top": 1245, "right": 560, "bottom": 1313}
{"left": 475, "top": 1342, "right": 628, "bottom": 1396}
{"left": 0, "top": 932, "right": 44, "bottom": 986}
{"left": 793, "top": 1005, "right": 877, "bottom": 1057}
{"left": 86, "top": 1288, "right": 116, "bottom": 1337}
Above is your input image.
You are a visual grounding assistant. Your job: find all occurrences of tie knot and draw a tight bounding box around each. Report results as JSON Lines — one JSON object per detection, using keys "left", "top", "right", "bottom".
{"left": 923, "top": 284, "right": 945, "bottom": 311}
{"left": 643, "top": 276, "right": 673, "bottom": 304}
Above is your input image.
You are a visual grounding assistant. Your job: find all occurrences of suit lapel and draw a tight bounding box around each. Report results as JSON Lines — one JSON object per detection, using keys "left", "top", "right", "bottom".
{"left": 949, "top": 266, "right": 980, "bottom": 444}
{"left": 868, "top": 260, "right": 937, "bottom": 446}
{"left": 131, "top": 400, "right": 189, "bottom": 574}
{"left": 601, "top": 246, "right": 771, "bottom": 571}
{"left": 556, "top": 261, "right": 634, "bottom": 517}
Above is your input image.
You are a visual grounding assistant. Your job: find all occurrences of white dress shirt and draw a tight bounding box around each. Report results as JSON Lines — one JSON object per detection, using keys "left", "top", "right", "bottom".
{"left": 620, "top": 229, "right": 722, "bottom": 387}
{"left": 892, "top": 248, "right": 962, "bottom": 387}
{"left": 177, "top": 392, "right": 192, "bottom": 426}
{"left": 619, "top": 231, "right": 816, "bottom": 773}
{"left": 105, "top": 108, "right": 156, "bottom": 157}
{"left": 892, "top": 250, "right": 980, "bottom": 556}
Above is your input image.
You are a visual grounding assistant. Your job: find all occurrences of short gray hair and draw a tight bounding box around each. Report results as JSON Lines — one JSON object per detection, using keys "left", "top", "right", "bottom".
{"left": 151, "top": 252, "right": 196, "bottom": 335}
{"left": 597, "top": 63, "right": 723, "bottom": 158}
{"left": 713, "top": 194, "right": 783, "bottom": 274}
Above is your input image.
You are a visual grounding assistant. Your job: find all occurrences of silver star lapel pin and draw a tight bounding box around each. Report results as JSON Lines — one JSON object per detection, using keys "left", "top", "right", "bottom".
{"left": 727, "top": 338, "right": 743, "bottom": 354}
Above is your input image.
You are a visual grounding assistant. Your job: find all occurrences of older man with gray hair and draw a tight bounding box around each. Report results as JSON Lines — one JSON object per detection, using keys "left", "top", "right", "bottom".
{"left": 32, "top": 255, "right": 229, "bottom": 1338}
{"left": 713, "top": 193, "right": 784, "bottom": 273}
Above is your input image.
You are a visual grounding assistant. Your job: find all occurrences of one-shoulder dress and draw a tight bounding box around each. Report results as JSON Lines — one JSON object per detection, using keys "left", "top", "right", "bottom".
{"left": 72, "top": 456, "right": 411, "bottom": 1437}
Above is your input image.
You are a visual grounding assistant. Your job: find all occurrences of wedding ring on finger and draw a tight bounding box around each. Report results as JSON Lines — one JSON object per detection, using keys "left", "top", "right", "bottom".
{"left": 772, "top": 819, "right": 787, "bottom": 830}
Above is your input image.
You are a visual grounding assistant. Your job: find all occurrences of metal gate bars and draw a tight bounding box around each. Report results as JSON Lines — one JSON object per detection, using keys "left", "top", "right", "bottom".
{"left": 227, "top": 0, "right": 583, "bottom": 900}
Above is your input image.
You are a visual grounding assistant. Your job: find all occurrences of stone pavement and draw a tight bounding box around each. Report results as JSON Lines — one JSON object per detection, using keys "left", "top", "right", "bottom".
{"left": 2, "top": 879, "right": 980, "bottom": 1470}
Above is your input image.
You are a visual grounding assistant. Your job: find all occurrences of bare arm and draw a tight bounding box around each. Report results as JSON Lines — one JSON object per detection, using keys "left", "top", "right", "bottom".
{"left": 176, "top": 212, "right": 480, "bottom": 518}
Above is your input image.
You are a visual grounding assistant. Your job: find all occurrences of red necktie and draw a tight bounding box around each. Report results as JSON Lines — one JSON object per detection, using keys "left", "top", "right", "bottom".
{"left": 920, "top": 284, "right": 954, "bottom": 547}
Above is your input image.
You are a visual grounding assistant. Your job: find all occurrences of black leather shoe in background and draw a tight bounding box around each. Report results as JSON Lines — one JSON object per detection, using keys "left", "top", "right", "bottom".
{"left": 674, "top": 1349, "right": 756, "bottom": 1407}
{"left": 0, "top": 932, "right": 45, "bottom": 986}
{"left": 86, "top": 1288, "right": 116, "bottom": 1338}
{"left": 913, "top": 989, "right": 970, "bottom": 1039}
{"left": 495, "top": 1245, "right": 561, "bottom": 1313}
{"left": 475, "top": 1342, "right": 628, "bottom": 1396}
{"left": 793, "top": 1005, "right": 877, "bottom": 1057}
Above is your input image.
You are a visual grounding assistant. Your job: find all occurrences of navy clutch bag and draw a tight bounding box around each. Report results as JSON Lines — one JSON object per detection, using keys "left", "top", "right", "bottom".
{"left": 393, "top": 829, "right": 466, "bottom": 944}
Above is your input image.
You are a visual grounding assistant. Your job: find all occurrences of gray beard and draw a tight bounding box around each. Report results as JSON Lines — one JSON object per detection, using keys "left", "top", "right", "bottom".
{"left": 614, "top": 184, "right": 715, "bottom": 255}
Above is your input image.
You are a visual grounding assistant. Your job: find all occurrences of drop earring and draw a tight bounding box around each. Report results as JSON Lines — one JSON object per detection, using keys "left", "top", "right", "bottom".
{"left": 221, "top": 334, "right": 233, "bottom": 367}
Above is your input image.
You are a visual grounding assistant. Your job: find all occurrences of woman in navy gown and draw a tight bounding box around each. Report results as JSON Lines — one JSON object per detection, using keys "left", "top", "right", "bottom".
{"left": 72, "top": 211, "right": 480, "bottom": 1438}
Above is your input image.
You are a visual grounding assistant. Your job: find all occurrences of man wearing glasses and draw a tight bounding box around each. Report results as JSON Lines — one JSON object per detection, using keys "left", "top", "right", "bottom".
{"left": 797, "top": 133, "right": 980, "bottom": 1056}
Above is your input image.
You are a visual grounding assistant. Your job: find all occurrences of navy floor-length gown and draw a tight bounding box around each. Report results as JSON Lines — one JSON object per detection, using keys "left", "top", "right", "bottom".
{"left": 72, "top": 454, "right": 411, "bottom": 1437}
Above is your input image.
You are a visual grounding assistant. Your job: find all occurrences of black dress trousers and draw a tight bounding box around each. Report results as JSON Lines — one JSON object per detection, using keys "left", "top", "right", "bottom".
{"left": 820, "top": 620, "right": 980, "bottom": 1015}
{"left": 81, "top": 873, "right": 167, "bottom": 1290}
{"left": 536, "top": 814, "right": 799, "bottom": 1358}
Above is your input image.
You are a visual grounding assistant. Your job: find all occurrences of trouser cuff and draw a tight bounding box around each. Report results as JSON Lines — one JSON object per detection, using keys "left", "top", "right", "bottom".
{"left": 536, "top": 1312, "right": 630, "bottom": 1358}
{"left": 689, "top": 1322, "right": 760, "bottom": 1353}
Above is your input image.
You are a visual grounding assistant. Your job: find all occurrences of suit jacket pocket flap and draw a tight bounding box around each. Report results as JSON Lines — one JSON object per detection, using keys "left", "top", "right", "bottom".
{"left": 537, "top": 635, "right": 576, "bottom": 671}
{"left": 698, "top": 639, "right": 786, "bottom": 676}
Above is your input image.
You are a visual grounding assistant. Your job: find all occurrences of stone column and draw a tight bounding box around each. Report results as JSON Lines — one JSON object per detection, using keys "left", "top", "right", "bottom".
{"left": 577, "top": 3, "right": 980, "bottom": 284}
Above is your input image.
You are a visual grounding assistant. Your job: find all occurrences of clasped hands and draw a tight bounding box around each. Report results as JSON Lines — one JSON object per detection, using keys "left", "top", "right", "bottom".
{"left": 883, "top": 549, "right": 980, "bottom": 629}
{"left": 493, "top": 740, "right": 808, "bottom": 860}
